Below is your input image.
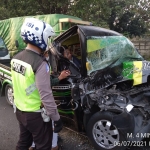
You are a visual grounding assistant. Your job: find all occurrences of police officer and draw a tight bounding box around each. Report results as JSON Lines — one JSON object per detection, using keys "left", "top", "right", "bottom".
{"left": 11, "top": 18, "right": 63, "bottom": 150}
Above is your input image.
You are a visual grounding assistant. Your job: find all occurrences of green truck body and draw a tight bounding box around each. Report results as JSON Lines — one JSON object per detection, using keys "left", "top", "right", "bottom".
{"left": 0, "top": 14, "right": 91, "bottom": 105}
{"left": 0, "top": 14, "right": 90, "bottom": 57}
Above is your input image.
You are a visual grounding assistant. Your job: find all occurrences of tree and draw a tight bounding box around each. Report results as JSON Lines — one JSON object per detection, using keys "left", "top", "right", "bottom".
{"left": 0, "top": 7, "right": 11, "bottom": 20}
{"left": 0, "top": 0, "right": 149, "bottom": 37}
{"left": 68, "top": 0, "right": 110, "bottom": 28}
{"left": 107, "top": 0, "right": 149, "bottom": 37}
{"left": 0, "top": 0, "right": 71, "bottom": 18}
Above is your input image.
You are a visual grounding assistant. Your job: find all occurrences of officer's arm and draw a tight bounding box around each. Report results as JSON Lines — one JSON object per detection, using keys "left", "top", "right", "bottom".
{"left": 35, "top": 61, "right": 60, "bottom": 121}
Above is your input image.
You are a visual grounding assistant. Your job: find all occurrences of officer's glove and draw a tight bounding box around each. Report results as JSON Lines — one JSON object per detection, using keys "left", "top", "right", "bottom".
{"left": 54, "top": 119, "right": 63, "bottom": 133}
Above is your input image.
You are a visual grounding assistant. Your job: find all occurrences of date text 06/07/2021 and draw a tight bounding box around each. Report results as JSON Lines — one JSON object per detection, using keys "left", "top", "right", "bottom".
{"left": 114, "top": 133, "right": 150, "bottom": 147}
{"left": 114, "top": 141, "right": 148, "bottom": 147}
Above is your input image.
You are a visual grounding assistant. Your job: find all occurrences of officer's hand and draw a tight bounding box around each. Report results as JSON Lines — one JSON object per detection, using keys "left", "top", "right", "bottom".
{"left": 58, "top": 70, "right": 70, "bottom": 80}
{"left": 54, "top": 119, "right": 63, "bottom": 133}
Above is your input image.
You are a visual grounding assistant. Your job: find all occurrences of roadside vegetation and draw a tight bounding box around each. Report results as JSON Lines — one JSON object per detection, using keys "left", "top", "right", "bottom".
{"left": 0, "top": 0, "right": 150, "bottom": 37}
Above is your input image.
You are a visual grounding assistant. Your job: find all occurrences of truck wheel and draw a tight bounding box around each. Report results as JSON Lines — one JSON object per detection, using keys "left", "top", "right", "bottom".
{"left": 5, "top": 84, "right": 14, "bottom": 106}
{"left": 87, "top": 111, "right": 126, "bottom": 150}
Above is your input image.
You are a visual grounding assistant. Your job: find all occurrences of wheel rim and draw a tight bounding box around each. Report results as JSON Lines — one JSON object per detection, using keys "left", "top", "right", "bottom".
{"left": 92, "top": 119, "right": 119, "bottom": 149}
{"left": 7, "top": 87, "right": 14, "bottom": 105}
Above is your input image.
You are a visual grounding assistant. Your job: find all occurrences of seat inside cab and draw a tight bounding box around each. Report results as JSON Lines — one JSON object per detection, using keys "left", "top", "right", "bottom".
{"left": 61, "top": 34, "right": 81, "bottom": 60}
{"left": 55, "top": 33, "right": 82, "bottom": 79}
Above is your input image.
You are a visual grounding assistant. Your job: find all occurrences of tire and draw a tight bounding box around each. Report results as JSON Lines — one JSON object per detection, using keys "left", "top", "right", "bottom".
{"left": 5, "top": 84, "right": 14, "bottom": 106}
{"left": 87, "top": 111, "right": 126, "bottom": 150}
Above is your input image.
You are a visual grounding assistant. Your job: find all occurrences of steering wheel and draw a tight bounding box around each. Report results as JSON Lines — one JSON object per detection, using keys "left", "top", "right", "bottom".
{"left": 67, "top": 74, "right": 77, "bottom": 78}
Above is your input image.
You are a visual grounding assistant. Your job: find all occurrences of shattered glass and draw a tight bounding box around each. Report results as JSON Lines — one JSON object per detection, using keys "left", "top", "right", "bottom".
{"left": 86, "top": 36, "right": 143, "bottom": 75}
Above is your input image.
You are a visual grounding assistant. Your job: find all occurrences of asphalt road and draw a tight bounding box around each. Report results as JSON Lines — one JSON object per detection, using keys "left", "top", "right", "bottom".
{"left": 0, "top": 96, "right": 19, "bottom": 150}
{"left": 0, "top": 96, "right": 150, "bottom": 150}
{"left": 0, "top": 96, "right": 95, "bottom": 150}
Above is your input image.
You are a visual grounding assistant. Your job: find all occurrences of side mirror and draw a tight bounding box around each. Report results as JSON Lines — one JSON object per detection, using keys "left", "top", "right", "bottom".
{"left": 15, "top": 40, "right": 19, "bottom": 48}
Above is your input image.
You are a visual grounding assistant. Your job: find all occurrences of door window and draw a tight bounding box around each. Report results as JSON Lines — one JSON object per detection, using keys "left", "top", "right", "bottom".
{"left": 0, "top": 37, "right": 9, "bottom": 57}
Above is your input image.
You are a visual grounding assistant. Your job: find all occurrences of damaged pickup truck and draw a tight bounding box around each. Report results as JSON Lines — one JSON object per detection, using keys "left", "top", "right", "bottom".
{"left": 49, "top": 25, "right": 150, "bottom": 150}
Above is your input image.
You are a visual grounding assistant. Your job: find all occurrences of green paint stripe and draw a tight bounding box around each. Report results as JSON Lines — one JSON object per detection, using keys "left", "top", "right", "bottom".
{"left": 2, "top": 79, "right": 12, "bottom": 86}
{"left": 58, "top": 109, "right": 74, "bottom": 115}
{"left": 53, "top": 92, "right": 71, "bottom": 94}
{"left": 53, "top": 95, "right": 71, "bottom": 97}
{"left": 53, "top": 91, "right": 71, "bottom": 93}
{"left": 53, "top": 91, "right": 71, "bottom": 96}
{"left": 122, "top": 61, "right": 133, "bottom": 79}
{"left": 53, "top": 94, "right": 71, "bottom": 96}
{"left": 0, "top": 68, "right": 11, "bottom": 75}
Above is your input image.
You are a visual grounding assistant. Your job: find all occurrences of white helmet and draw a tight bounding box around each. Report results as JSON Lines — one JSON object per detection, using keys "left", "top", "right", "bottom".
{"left": 21, "top": 18, "right": 55, "bottom": 51}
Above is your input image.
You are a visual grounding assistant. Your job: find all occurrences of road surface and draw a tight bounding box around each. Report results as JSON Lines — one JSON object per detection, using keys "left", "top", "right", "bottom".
{"left": 0, "top": 96, "right": 95, "bottom": 150}
{"left": 0, "top": 96, "right": 150, "bottom": 150}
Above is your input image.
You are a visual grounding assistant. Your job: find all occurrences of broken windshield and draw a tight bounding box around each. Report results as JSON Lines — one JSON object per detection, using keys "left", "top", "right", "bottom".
{"left": 86, "top": 36, "right": 143, "bottom": 75}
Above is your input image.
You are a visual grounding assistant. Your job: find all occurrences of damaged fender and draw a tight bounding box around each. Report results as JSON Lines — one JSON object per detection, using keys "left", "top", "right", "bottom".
{"left": 112, "top": 111, "right": 135, "bottom": 137}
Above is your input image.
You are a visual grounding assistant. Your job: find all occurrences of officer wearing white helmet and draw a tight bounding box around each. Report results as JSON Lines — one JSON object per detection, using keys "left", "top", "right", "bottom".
{"left": 11, "top": 18, "right": 63, "bottom": 150}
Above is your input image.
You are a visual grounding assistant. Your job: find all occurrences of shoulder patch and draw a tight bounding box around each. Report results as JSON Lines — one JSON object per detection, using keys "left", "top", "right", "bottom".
{"left": 46, "top": 64, "right": 50, "bottom": 73}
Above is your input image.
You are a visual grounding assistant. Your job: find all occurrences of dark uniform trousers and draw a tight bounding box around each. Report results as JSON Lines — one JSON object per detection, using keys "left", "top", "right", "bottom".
{"left": 16, "top": 108, "right": 52, "bottom": 150}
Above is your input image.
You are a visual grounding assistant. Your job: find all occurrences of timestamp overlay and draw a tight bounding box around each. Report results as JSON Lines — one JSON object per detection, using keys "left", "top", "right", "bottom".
{"left": 114, "top": 133, "right": 150, "bottom": 147}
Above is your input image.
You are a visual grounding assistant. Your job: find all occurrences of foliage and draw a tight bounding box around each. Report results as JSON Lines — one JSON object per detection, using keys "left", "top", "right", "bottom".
{"left": 107, "top": 0, "right": 149, "bottom": 37}
{"left": 68, "top": 0, "right": 110, "bottom": 28}
{"left": 0, "top": 0, "right": 149, "bottom": 37}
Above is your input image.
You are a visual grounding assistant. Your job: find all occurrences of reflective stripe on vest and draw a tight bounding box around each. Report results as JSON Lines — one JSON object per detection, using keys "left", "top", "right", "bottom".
{"left": 11, "top": 59, "right": 41, "bottom": 112}
{"left": 25, "top": 83, "right": 36, "bottom": 96}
